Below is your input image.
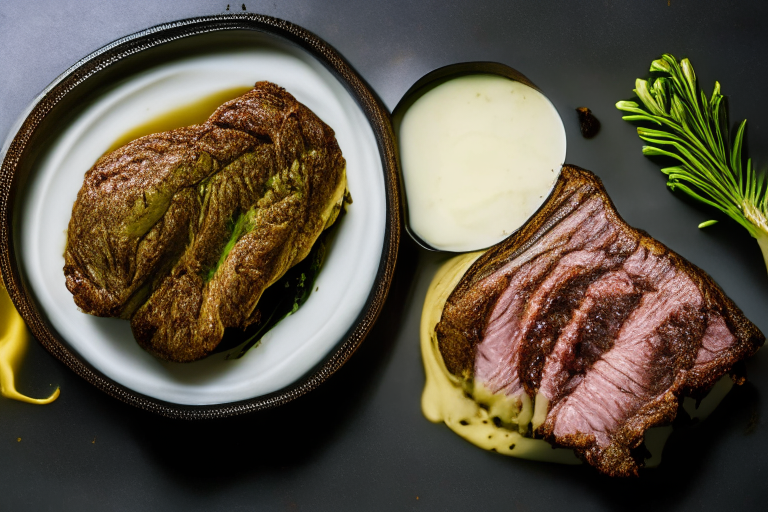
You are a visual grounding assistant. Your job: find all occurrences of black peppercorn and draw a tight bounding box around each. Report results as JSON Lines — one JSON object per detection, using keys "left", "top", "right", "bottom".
{"left": 576, "top": 107, "right": 601, "bottom": 138}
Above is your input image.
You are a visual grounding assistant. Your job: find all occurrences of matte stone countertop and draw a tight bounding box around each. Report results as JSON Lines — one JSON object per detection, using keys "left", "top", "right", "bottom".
{"left": 1, "top": 1, "right": 767, "bottom": 510}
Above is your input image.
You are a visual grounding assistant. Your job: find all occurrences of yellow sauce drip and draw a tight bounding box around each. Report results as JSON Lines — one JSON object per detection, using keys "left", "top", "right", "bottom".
{"left": 0, "top": 283, "right": 59, "bottom": 404}
{"left": 105, "top": 86, "right": 254, "bottom": 153}
{"left": 420, "top": 254, "right": 733, "bottom": 466}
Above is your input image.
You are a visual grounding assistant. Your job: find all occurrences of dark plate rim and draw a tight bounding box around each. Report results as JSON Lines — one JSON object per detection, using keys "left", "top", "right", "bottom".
{"left": 0, "top": 13, "right": 401, "bottom": 420}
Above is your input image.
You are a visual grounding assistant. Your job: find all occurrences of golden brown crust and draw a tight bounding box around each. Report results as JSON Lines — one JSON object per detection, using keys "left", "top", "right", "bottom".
{"left": 64, "top": 81, "right": 347, "bottom": 362}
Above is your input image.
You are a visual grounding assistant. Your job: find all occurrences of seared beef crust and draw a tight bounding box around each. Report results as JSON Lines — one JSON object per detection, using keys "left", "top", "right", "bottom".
{"left": 64, "top": 82, "right": 347, "bottom": 362}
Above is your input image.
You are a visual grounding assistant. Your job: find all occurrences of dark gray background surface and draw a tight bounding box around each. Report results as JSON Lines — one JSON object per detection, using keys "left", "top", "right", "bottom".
{"left": 2, "top": 1, "right": 768, "bottom": 510}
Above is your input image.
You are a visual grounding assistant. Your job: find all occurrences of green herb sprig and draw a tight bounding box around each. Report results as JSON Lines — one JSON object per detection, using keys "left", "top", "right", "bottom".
{"left": 616, "top": 54, "right": 768, "bottom": 274}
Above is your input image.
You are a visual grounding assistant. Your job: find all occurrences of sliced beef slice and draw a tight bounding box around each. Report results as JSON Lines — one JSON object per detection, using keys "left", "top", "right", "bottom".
{"left": 435, "top": 165, "right": 763, "bottom": 476}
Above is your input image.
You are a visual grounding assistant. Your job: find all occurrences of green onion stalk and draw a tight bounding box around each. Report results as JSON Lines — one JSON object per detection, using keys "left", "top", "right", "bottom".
{"left": 616, "top": 54, "right": 768, "bottom": 275}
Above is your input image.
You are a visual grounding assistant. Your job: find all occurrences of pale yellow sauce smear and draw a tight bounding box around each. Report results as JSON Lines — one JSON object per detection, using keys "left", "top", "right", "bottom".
{"left": 400, "top": 75, "right": 566, "bottom": 252}
{"left": 105, "top": 86, "right": 254, "bottom": 153}
{"left": 0, "top": 284, "right": 59, "bottom": 404}
{"left": 421, "top": 254, "right": 733, "bottom": 466}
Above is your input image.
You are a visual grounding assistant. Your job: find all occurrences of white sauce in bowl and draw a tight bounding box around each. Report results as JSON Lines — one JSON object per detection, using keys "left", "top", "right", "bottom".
{"left": 399, "top": 74, "right": 566, "bottom": 252}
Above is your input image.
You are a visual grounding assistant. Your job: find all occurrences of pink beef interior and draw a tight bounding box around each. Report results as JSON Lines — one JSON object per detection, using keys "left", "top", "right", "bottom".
{"left": 435, "top": 165, "right": 764, "bottom": 477}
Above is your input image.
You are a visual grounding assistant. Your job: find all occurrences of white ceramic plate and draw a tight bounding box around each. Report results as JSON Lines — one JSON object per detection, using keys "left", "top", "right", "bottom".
{"left": 1, "top": 16, "right": 398, "bottom": 415}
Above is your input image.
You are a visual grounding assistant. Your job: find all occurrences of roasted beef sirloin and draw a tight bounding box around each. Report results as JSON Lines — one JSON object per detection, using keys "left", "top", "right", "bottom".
{"left": 64, "top": 82, "right": 347, "bottom": 362}
{"left": 435, "top": 165, "right": 763, "bottom": 477}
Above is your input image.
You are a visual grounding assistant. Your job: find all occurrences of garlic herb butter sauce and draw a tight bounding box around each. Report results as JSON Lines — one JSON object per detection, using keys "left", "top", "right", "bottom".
{"left": 400, "top": 74, "right": 566, "bottom": 252}
{"left": 421, "top": 254, "right": 733, "bottom": 466}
